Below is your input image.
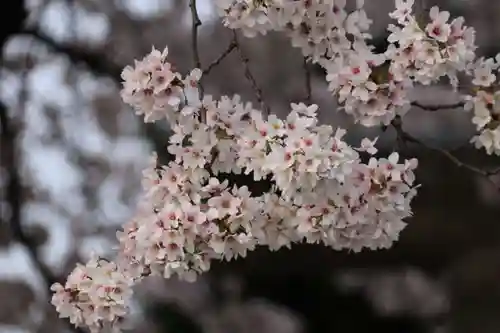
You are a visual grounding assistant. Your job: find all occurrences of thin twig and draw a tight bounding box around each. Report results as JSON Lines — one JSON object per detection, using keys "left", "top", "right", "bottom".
{"left": 189, "top": 0, "right": 205, "bottom": 123}
{"left": 188, "top": 0, "right": 202, "bottom": 71}
{"left": 411, "top": 101, "right": 465, "bottom": 111}
{"left": 303, "top": 57, "right": 312, "bottom": 104}
{"left": 203, "top": 40, "right": 237, "bottom": 75}
{"left": 391, "top": 116, "right": 500, "bottom": 183}
{"left": 232, "top": 30, "right": 270, "bottom": 116}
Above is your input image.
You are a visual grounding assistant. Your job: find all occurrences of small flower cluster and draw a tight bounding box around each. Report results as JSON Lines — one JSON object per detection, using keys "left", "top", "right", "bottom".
{"left": 52, "top": 44, "right": 419, "bottom": 331}
{"left": 120, "top": 46, "right": 202, "bottom": 124}
{"left": 215, "top": 0, "right": 274, "bottom": 37}
{"left": 464, "top": 55, "right": 500, "bottom": 155}
{"left": 51, "top": 257, "right": 134, "bottom": 333}
{"left": 386, "top": 1, "right": 476, "bottom": 86}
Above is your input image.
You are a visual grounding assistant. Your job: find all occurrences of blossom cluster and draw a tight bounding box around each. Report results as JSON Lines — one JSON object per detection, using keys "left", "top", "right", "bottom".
{"left": 464, "top": 56, "right": 500, "bottom": 155}
{"left": 216, "top": 0, "right": 477, "bottom": 127}
{"left": 51, "top": 0, "right": 500, "bottom": 331}
{"left": 52, "top": 42, "right": 418, "bottom": 331}
{"left": 51, "top": 257, "right": 134, "bottom": 333}
{"left": 387, "top": 2, "right": 476, "bottom": 86}
{"left": 217, "top": 0, "right": 400, "bottom": 126}
{"left": 120, "top": 46, "right": 202, "bottom": 124}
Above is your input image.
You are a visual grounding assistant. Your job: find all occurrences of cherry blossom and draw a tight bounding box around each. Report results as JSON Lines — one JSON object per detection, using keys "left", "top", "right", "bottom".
{"left": 51, "top": 0, "right": 500, "bottom": 331}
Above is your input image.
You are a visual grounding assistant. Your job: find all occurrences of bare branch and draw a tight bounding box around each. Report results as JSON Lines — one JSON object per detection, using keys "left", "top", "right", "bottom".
{"left": 189, "top": 0, "right": 206, "bottom": 123}
{"left": 391, "top": 116, "right": 500, "bottom": 184}
{"left": 189, "top": 0, "right": 202, "bottom": 69}
{"left": 232, "top": 30, "right": 270, "bottom": 116}
{"left": 411, "top": 101, "right": 465, "bottom": 111}
{"left": 189, "top": 0, "right": 202, "bottom": 72}
{"left": 203, "top": 40, "right": 237, "bottom": 75}
{"left": 303, "top": 58, "right": 312, "bottom": 104}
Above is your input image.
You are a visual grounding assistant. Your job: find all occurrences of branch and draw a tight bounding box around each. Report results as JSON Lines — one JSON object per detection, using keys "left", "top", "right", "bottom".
{"left": 411, "top": 101, "right": 465, "bottom": 111}
{"left": 391, "top": 116, "right": 500, "bottom": 182}
{"left": 188, "top": 0, "right": 202, "bottom": 71}
{"left": 189, "top": 0, "right": 206, "bottom": 123}
{"left": 232, "top": 30, "right": 270, "bottom": 116}
{"left": 303, "top": 58, "right": 312, "bottom": 104}
{"left": 202, "top": 40, "right": 237, "bottom": 75}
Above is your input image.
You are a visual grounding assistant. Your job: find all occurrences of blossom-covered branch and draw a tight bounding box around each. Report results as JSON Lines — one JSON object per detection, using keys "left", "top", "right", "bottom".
{"left": 52, "top": 42, "right": 418, "bottom": 331}
{"left": 50, "top": 1, "right": 500, "bottom": 332}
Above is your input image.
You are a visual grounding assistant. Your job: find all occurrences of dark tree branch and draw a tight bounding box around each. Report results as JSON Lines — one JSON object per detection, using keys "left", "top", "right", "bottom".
{"left": 189, "top": 0, "right": 202, "bottom": 73}
{"left": 202, "top": 40, "right": 237, "bottom": 75}
{"left": 391, "top": 116, "right": 500, "bottom": 186}
{"left": 411, "top": 101, "right": 465, "bottom": 111}
{"left": 232, "top": 30, "right": 270, "bottom": 116}
{"left": 189, "top": 0, "right": 207, "bottom": 123}
{"left": 303, "top": 58, "right": 312, "bottom": 104}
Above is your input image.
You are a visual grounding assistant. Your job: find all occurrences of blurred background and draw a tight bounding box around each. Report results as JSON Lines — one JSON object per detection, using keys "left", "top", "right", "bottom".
{"left": 1, "top": 0, "right": 500, "bottom": 332}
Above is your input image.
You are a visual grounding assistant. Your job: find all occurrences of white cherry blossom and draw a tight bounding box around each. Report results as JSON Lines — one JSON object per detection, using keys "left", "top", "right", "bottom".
{"left": 54, "top": 0, "right": 500, "bottom": 331}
